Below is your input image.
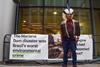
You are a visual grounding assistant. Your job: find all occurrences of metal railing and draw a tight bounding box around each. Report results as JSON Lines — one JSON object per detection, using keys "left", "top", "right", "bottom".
{"left": 3, "top": 34, "right": 100, "bottom": 64}
{"left": 3, "top": 34, "right": 11, "bottom": 63}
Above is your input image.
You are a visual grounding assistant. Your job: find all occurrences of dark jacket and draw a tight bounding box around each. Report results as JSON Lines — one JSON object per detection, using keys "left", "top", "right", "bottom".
{"left": 60, "top": 20, "right": 80, "bottom": 41}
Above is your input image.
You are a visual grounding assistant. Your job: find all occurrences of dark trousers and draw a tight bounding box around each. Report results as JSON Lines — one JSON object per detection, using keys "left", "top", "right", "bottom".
{"left": 62, "top": 39, "right": 77, "bottom": 66}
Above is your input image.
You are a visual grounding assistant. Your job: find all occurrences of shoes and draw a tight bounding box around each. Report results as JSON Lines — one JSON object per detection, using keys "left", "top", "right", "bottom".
{"left": 73, "top": 65, "right": 77, "bottom": 67}
{"left": 62, "top": 64, "right": 77, "bottom": 67}
{"left": 62, "top": 64, "right": 67, "bottom": 67}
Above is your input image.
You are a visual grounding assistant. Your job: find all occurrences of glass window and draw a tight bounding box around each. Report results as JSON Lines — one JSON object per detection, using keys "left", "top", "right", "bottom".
{"left": 94, "top": 9, "right": 100, "bottom": 56}
{"left": 14, "top": 0, "right": 89, "bottom": 8}
{"left": 94, "top": 10, "right": 100, "bottom": 35}
{"left": 44, "top": 8, "right": 91, "bottom": 34}
{"left": 17, "top": 7, "right": 91, "bottom": 35}
{"left": 45, "top": 0, "right": 66, "bottom": 6}
{"left": 19, "top": 0, "right": 43, "bottom": 6}
{"left": 45, "top": 0, "right": 89, "bottom": 8}
{"left": 44, "top": 8, "right": 62, "bottom": 34}
{"left": 93, "top": 0, "right": 100, "bottom": 8}
{"left": 70, "top": 0, "right": 89, "bottom": 8}
{"left": 95, "top": 43, "right": 100, "bottom": 57}
{"left": 18, "top": 8, "right": 43, "bottom": 34}
{"left": 76, "top": 9, "right": 91, "bottom": 34}
{"left": 16, "top": 0, "right": 91, "bottom": 35}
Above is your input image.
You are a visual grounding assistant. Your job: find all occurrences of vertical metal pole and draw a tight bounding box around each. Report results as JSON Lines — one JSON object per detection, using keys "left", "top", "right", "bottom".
{"left": 42, "top": 0, "right": 45, "bottom": 34}
{"left": 28, "top": 7, "right": 32, "bottom": 29}
{"left": 14, "top": 0, "right": 21, "bottom": 34}
{"left": 14, "top": 4, "right": 20, "bottom": 34}
{"left": 89, "top": 0, "right": 96, "bottom": 59}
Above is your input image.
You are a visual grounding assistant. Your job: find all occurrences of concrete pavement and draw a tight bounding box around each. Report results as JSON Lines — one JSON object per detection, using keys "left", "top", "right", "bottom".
{"left": 0, "top": 64, "right": 100, "bottom": 67}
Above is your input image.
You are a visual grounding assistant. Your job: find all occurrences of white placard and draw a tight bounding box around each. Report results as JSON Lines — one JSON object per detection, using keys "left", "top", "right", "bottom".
{"left": 77, "top": 35, "right": 93, "bottom": 60}
{"left": 9, "top": 34, "right": 48, "bottom": 60}
{"left": 48, "top": 35, "right": 93, "bottom": 60}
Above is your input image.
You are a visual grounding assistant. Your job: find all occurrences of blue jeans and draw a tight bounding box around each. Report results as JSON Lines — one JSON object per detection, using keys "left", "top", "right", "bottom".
{"left": 62, "top": 39, "right": 77, "bottom": 65}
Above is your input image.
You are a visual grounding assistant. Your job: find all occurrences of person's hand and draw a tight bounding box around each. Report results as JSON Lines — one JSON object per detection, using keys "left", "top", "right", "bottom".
{"left": 75, "top": 36, "right": 79, "bottom": 43}
{"left": 76, "top": 38, "right": 79, "bottom": 43}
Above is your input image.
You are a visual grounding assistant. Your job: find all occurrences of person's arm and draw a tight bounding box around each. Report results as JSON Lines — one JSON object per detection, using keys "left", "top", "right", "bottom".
{"left": 60, "top": 25, "right": 63, "bottom": 41}
{"left": 75, "top": 22, "right": 80, "bottom": 42}
{"left": 60, "top": 24, "right": 63, "bottom": 42}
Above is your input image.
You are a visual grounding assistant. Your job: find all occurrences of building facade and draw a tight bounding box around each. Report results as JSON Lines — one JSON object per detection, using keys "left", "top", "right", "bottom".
{"left": 0, "top": 0, "right": 100, "bottom": 61}
{"left": 0, "top": 0, "right": 16, "bottom": 61}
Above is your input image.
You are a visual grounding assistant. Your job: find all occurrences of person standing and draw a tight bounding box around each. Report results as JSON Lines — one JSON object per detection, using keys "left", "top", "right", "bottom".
{"left": 60, "top": 8, "right": 80, "bottom": 67}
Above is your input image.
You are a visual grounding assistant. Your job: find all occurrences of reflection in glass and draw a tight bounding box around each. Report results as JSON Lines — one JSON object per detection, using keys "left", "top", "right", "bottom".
{"left": 18, "top": 7, "right": 91, "bottom": 35}
{"left": 45, "top": 0, "right": 89, "bottom": 8}
{"left": 94, "top": 10, "right": 100, "bottom": 56}
{"left": 76, "top": 9, "right": 91, "bottom": 34}
{"left": 18, "top": 8, "right": 43, "bottom": 34}
{"left": 44, "top": 8, "right": 62, "bottom": 34}
{"left": 19, "top": 0, "right": 43, "bottom": 6}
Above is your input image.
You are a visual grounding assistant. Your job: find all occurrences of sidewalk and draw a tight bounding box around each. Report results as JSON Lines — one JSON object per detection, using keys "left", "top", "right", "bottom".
{"left": 0, "top": 64, "right": 100, "bottom": 67}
